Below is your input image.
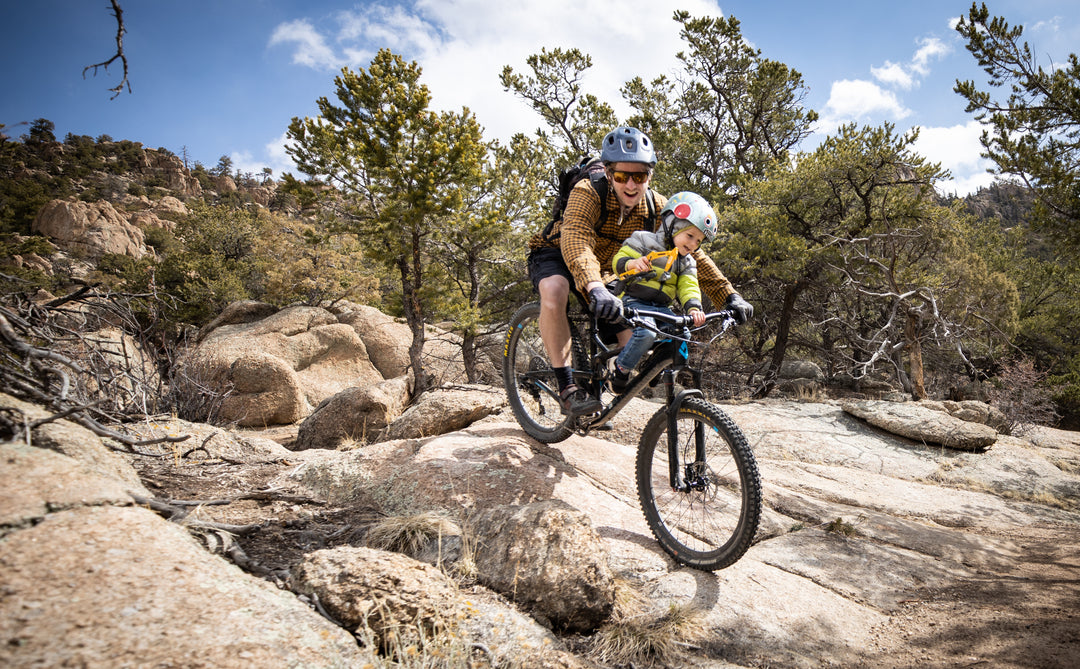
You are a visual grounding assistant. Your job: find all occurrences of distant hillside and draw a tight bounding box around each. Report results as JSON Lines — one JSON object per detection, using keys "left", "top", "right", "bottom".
{"left": 959, "top": 181, "right": 1035, "bottom": 228}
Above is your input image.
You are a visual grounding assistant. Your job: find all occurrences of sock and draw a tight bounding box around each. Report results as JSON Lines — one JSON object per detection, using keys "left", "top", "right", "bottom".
{"left": 553, "top": 366, "right": 574, "bottom": 392}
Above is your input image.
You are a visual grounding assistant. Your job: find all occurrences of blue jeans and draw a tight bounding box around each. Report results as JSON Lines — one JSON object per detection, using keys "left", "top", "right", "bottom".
{"left": 616, "top": 297, "right": 678, "bottom": 372}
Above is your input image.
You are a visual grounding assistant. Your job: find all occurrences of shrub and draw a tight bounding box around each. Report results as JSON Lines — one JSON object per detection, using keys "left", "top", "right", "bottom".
{"left": 987, "top": 357, "right": 1061, "bottom": 433}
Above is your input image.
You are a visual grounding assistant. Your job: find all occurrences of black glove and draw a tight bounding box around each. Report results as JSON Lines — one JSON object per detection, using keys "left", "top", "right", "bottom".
{"left": 725, "top": 293, "right": 753, "bottom": 325}
{"left": 588, "top": 286, "right": 623, "bottom": 321}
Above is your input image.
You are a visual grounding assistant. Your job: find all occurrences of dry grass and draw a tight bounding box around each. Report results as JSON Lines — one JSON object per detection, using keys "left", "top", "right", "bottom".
{"left": 366, "top": 511, "right": 462, "bottom": 556}
{"left": 353, "top": 608, "right": 482, "bottom": 669}
{"left": 824, "top": 517, "right": 857, "bottom": 537}
{"left": 589, "top": 579, "right": 708, "bottom": 667}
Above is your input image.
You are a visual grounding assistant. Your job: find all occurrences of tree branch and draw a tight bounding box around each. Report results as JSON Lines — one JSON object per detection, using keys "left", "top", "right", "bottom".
{"left": 82, "top": 0, "right": 130, "bottom": 99}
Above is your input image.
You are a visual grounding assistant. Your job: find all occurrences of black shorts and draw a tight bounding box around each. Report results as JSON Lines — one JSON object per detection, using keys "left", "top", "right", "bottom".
{"left": 527, "top": 247, "right": 624, "bottom": 342}
{"left": 527, "top": 247, "right": 576, "bottom": 294}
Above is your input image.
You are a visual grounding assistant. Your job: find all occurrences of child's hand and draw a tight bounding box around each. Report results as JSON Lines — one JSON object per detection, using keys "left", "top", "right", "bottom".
{"left": 689, "top": 309, "right": 706, "bottom": 327}
{"left": 629, "top": 256, "right": 651, "bottom": 273}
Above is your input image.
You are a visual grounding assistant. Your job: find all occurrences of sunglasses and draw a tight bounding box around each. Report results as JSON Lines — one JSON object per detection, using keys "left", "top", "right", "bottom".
{"left": 610, "top": 170, "right": 651, "bottom": 185}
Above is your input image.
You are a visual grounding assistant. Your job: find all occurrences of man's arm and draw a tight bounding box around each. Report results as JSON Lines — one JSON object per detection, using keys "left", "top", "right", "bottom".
{"left": 560, "top": 182, "right": 606, "bottom": 294}
{"left": 692, "top": 250, "right": 737, "bottom": 306}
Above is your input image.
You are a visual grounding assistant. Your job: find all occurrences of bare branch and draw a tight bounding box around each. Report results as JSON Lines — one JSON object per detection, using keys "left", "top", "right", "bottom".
{"left": 82, "top": 0, "right": 131, "bottom": 99}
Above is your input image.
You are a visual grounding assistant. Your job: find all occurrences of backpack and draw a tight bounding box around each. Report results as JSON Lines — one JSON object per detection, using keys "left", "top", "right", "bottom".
{"left": 541, "top": 155, "right": 657, "bottom": 242}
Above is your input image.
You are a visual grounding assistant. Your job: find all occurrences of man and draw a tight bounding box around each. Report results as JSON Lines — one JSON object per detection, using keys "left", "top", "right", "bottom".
{"left": 527, "top": 126, "right": 753, "bottom": 415}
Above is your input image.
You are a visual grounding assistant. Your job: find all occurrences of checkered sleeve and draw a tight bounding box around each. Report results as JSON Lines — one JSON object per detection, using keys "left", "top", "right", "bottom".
{"left": 559, "top": 181, "right": 606, "bottom": 294}
{"left": 693, "top": 250, "right": 737, "bottom": 305}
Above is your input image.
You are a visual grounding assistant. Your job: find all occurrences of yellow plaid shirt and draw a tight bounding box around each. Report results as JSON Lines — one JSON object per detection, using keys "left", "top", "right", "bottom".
{"left": 530, "top": 180, "right": 737, "bottom": 306}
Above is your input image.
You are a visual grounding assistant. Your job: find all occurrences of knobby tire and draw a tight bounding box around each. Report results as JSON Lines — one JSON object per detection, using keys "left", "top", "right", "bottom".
{"left": 636, "top": 397, "right": 762, "bottom": 571}
{"left": 502, "top": 302, "right": 587, "bottom": 444}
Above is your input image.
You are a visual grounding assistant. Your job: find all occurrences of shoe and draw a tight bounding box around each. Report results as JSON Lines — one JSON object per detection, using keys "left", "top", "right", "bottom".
{"left": 559, "top": 384, "right": 602, "bottom": 416}
{"left": 610, "top": 369, "right": 630, "bottom": 394}
{"left": 607, "top": 359, "right": 631, "bottom": 394}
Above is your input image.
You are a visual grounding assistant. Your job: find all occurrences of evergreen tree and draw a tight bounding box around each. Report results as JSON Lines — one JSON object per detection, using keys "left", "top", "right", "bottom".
{"left": 287, "top": 49, "right": 486, "bottom": 394}
{"left": 955, "top": 2, "right": 1080, "bottom": 256}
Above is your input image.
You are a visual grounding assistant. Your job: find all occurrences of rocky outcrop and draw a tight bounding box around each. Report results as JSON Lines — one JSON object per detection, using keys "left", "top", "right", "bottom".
{"left": 294, "top": 376, "right": 412, "bottom": 450}
{"left": 0, "top": 392, "right": 148, "bottom": 498}
{"left": 177, "top": 302, "right": 478, "bottom": 428}
{"left": 840, "top": 399, "right": 999, "bottom": 451}
{"left": 32, "top": 199, "right": 148, "bottom": 259}
{"left": 177, "top": 306, "right": 384, "bottom": 427}
{"left": 0, "top": 425, "right": 370, "bottom": 668}
{"left": 4, "top": 392, "right": 1080, "bottom": 668}
{"left": 139, "top": 148, "right": 202, "bottom": 197}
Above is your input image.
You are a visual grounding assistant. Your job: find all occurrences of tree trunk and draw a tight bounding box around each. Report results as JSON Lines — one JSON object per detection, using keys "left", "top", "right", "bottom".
{"left": 753, "top": 283, "right": 801, "bottom": 399}
{"left": 906, "top": 311, "right": 926, "bottom": 400}
{"left": 462, "top": 333, "right": 479, "bottom": 383}
{"left": 399, "top": 255, "right": 428, "bottom": 397}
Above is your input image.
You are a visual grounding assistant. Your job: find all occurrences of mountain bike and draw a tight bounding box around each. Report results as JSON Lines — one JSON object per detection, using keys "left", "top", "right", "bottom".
{"left": 502, "top": 299, "right": 762, "bottom": 571}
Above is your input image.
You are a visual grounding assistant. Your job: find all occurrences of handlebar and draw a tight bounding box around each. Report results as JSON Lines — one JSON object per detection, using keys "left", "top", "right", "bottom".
{"left": 621, "top": 306, "right": 736, "bottom": 331}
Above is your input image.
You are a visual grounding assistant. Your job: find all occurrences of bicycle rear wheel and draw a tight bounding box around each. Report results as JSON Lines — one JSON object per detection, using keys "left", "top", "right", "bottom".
{"left": 502, "top": 302, "right": 582, "bottom": 443}
{"left": 636, "top": 397, "right": 762, "bottom": 570}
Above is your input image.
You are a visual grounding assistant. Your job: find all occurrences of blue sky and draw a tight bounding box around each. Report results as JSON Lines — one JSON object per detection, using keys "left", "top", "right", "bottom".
{"left": 4, "top": 1, "right": 1078, "bottom": 195}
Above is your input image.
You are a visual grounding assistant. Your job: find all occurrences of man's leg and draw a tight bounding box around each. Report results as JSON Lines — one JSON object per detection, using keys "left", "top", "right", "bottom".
{"left": 537, "top": 274, "right": 572, "bottom": 368}
{"left": 536, "top": 274, "right": 601, "bottom": 415}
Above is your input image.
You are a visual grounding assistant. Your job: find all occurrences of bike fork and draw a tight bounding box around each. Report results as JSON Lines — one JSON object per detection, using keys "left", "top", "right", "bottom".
{"left": 663, "top": 370, "right": 705, "bottom": 492}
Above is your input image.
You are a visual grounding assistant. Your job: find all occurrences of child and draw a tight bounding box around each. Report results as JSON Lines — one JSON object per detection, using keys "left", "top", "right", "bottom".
{"left": 608, "top": 191, "right": 718, "bottom": 392}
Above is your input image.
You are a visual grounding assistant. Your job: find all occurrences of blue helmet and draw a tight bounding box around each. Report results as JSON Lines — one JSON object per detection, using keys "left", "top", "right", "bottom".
{"left": 601, "top": 127, "right": 656, "bottom": 167}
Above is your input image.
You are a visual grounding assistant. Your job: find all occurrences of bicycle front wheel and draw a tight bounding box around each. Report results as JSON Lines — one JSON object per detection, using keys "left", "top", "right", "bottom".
{"left": 636, "top": 397, "right": 762, "bottom": 571}
{"left": 502, "top": 302, "right": 576, "bottom": 443}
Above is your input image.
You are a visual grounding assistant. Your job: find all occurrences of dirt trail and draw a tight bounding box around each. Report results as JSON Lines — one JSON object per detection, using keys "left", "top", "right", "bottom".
{"left": 863, "top": 524, "right": 1080, "bottom": 669}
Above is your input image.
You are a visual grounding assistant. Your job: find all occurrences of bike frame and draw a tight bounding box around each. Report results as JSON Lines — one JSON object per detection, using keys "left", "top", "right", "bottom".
{"left": 574, "top": 306, "right": 734, "bottom": 491}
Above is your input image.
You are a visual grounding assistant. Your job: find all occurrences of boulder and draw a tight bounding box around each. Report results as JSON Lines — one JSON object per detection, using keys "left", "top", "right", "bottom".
{"left": 59, "top": 327, "right": 161, "bottom": 407}
{"left": 1, "top": 500, "right": 365, "bottom": 668}
{"left": 840, "top": 399, "right": 998, "bottom": 451}
{"left": 338, "top": 305, "right": 472, "bottom": 386}
{"left": 177, "top": 306, "right": 384, "bottom": 427}
{"left": 291, "top": 545, "right": 587, "bottom": 667}
{"left": 32, "top": 199, "right": 147, "bottom": 259}
{"left": 197, "top": 299, "right": 279, "bottom": 342}
{"left": 153, "top": 195, "right": 189, "bottom": 216}
{"left": 127, "top": 208, "right": 173, "bottom": 233}
{"left": 0, "top": 392, "right": 149, "bottom": 498}
{"left": 291, "top": 546, "right": 467, "bottom": 646}
{"left": 294, "top": 376, "right": 412, "bottom": 450}
{"left": 471, "top": 500, "right": 615, "bottom": 633}
{"left": 780, "top": 359, "right": 825, "bottom": 381}
{"left": 337, "top": 305, "right": 411, "bottom": 379}
{"left": 382, "top": 384, "right": 506, "bottom": 441}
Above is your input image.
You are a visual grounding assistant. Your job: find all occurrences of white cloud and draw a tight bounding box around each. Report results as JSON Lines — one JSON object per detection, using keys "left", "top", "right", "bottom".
{"left": 268, "top": 0, "right": 725, "bottom": 144}
{"left": 913, "top": 120, "right": 995, "bottom": 195}
{"left": 871, "top": 61, "right": 914, "bottom": 89}
{"left": 337, "top": 4, "right": 442, "bottom": 59}
{"left": 819, "top": 79, "right": 911, "bottom": 131}
{"left": 269, "top": 19, "right": 342, "bottom": 70}
{"left": 911, "top": 36, "right": 950, "bottom": 75}
{"left": 231, "top": 132, "right": 297, "bottom": 179}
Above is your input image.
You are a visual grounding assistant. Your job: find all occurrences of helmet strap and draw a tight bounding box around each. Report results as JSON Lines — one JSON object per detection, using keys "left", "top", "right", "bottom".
{"left": 661, "top": 211, "right": 676, "bottom": 245}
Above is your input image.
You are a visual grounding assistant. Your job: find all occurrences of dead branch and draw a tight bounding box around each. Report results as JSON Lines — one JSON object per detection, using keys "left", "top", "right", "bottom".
{"left": 82, "top": 0, "right": 131, "bottom": 99}
{"left": 0, "top": 285, "right": 190, "bottom": 452}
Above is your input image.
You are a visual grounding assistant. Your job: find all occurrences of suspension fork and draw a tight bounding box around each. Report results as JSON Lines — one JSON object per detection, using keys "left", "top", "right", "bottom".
{"left": 663, "top": 369, "right": 704, "bottom": 491}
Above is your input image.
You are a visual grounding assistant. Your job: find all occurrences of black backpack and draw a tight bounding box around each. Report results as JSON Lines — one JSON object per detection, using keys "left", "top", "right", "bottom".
{"left": 542, "top": 155, "right": 657, "bottom": 241}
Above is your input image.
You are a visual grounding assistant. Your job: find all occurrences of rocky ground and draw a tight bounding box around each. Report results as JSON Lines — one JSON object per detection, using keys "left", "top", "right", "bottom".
{"left": 121, "top": 396, "right": 1080, "bottom": 668}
